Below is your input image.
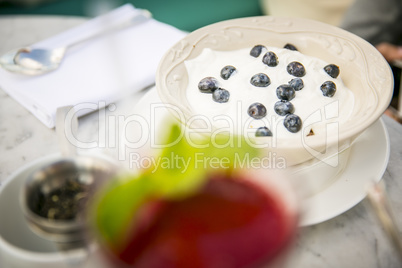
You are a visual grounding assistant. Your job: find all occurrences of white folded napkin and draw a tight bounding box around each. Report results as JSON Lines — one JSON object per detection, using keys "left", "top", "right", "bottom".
{"left": 0, "top": 4, "right": 186, "bottom": 128}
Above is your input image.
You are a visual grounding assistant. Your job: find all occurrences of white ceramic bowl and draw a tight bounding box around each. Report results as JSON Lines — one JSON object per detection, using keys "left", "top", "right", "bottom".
{"left": 156, "top": 16, "right": 393, "bottom": 166}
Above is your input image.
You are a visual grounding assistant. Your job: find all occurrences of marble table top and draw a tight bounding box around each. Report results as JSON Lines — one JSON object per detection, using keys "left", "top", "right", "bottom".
{"left": 0, "top": 15, "right": 401, "bottom": 267}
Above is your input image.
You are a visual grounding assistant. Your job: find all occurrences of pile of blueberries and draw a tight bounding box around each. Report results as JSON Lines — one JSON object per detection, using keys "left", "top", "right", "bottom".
{"left": 197, "top": 44, "right": 340, "bottom": 137}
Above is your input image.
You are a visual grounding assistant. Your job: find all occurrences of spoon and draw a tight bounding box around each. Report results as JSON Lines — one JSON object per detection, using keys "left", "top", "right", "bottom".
{"left": 0, "top": 9, "right": 151, "bottom": 76}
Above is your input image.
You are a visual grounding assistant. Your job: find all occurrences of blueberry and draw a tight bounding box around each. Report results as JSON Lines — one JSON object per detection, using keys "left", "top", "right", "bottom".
{"left": 287, "top": 61, "right": 306, "bottom": 77}
{"left": 289, "top": 78, "right": 304, "bottom": 91}
{"left": 255, "top": 126, "right": 273, "bottom": 137}
{"left": 212, "top": 88, "right": 230, "bottom": 103}
{"left": 323, "top": 64, "right": 340, "bottom": 78}
{"left": 320, "top": 81, "right": 336, "bottom": 97}
{"left": 250, "top": 73, "right": 271, "bottom": 87}
{"left": 283, "top": 114, "right": 302, "bottom": 133}
{"left": 274, "top": 100, "right": 294, "bottom": 116}
{"left": 276, "top": 84, "right": 296, "bottom": 101}
{"left": 198, "top": 77, "right": 219, "bottom": 93}
{"left": 248, "top": 103, "right": 267, "bottom": 119}
{"left": 220, "top": 65, "right": 236, "bottom": 80}
{"left": 262, "top": 51, "right": 279, "bottom": 67}
{"left": 250, "top": 45, "right": 266, "bottom": 57}
{"left": 284, "top": 43, "right": 298, "bottom": 51}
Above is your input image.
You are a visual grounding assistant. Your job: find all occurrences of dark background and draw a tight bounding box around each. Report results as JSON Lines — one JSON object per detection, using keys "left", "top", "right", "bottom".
{"left": 0, "top": 0, "right": 263, "bottom": 32}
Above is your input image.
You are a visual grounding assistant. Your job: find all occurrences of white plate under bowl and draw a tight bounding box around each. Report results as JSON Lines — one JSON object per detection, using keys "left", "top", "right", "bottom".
{"left": 300, "top": 118, "right": 390, "bottom": 226}
{"left": 123, "top": 88, "right": 390, "bottom": 226}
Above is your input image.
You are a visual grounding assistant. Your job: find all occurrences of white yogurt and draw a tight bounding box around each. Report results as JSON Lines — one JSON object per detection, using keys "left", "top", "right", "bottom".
{"left": 185, "top": 47, "right": 354, "bottom": 144}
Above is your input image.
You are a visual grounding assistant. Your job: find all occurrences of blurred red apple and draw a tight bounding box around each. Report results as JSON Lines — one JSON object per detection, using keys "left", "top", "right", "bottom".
{"left": 106, "top": 172, "right": 297, "bottom": 268}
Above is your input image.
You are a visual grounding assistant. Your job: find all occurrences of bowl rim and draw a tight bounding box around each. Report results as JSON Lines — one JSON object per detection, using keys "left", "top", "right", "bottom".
{"left": 156, "top": 16, "right": 394, "bottom": 149}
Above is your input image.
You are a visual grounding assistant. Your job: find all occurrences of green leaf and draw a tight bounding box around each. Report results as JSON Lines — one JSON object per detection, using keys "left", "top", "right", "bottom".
{"left": 93, "top": 174, "right": 152, "bottom": 249}
{"left": 148, "top": 123, "right": 206, "bottom": 198}
{"left": 93, "top": 123, "right": 261, "bottom": 249}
